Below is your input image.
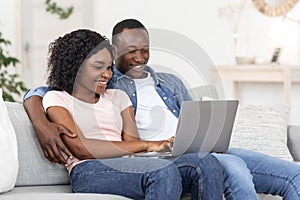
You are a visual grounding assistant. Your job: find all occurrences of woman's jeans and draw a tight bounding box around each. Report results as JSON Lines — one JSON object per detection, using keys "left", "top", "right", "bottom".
{"left": 171, "top": 153, "right": 223, "bottom": 200}
{"left": 214, "top": 148, "right": 300, "bottom": 200}
{"left": 70, "top": 153, "right": 223, "bottom": 200}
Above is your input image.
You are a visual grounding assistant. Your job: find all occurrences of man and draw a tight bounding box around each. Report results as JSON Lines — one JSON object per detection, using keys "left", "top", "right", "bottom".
{"left": 108, "top": 19, "right": 300, "bottom": 200}
{"left": 23, "top": 23, "right": 224, "bottom": 199}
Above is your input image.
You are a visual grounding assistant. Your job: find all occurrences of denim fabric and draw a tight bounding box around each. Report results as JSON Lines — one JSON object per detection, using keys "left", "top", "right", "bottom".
{"left": 70, "top": 158, "right": 182, "bottom": 200}
{"left": 212, "top": 153, "right": 258, "bottom": 200}
{"left": 108, "top": 66, "right": 192, "bottom": 117}
{"left": 169, "top": 153, "right": 224, "bottom": 200}
{"left": 70, "top": 153, "right": 224, "bottom": 200}
{"left": 225, "top": 148, "right": 300, "bottom": 200}
{"left": 22, "top": 86, "right": 49, "bottom": 103}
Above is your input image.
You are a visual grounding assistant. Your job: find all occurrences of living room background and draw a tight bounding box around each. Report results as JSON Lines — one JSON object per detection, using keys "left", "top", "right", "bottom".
{"left": 1, "top": 0, "right": 300, "bottom": 124}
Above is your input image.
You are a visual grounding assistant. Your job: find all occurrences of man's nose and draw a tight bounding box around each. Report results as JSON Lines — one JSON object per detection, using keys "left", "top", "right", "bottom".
{"left": 133, "top": 50, "right": 145, "bottom": 63}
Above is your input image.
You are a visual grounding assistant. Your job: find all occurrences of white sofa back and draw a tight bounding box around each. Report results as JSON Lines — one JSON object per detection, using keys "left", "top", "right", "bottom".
{"left": 5, "top": 102, "right": 69, "bottom": 186}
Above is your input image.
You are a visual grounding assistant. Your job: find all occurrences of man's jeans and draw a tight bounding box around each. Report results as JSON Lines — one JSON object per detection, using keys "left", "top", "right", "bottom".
{"left": 70, "top": 153, "right": 223, "bottom": 200}
{"left": 214, "top": 148, "right": 300, "bottom": 200}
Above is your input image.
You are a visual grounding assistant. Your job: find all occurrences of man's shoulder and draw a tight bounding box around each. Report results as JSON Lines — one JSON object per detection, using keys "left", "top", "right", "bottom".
{"left": 155, "top": 72, "right": 181, "bottom": 82}
{"left": 156, "top": 72, "right": 178, "bottom": 78}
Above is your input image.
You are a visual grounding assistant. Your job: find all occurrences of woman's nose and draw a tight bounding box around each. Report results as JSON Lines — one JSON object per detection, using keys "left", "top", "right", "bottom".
{"left": 101, "top": 68, "right": 112, "bottom": 78}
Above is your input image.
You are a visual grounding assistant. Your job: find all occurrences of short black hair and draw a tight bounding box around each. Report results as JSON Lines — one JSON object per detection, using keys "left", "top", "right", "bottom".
{"left": 112, "top": 19, "right": 148, "bottom": 45}
{"left": 46, "top": 29, "right": 113, "bottom": 94}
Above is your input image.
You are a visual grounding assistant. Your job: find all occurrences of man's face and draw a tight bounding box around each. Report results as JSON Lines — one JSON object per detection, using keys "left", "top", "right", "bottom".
{"left": 114, "top": 28, "right": 149, "bottom": 78}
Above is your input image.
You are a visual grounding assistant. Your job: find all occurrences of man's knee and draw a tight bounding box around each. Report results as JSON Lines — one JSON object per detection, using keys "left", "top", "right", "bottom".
{"left": 202, "top": 153, "right": 224, "bottom": 173}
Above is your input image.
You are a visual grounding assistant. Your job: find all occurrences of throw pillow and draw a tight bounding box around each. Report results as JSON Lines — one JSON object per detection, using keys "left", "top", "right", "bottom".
{"left": 0, "top": 88, "right": 19, "bottom": 193}
{"left": 229, "top": 104, "right": 293, "bottom": 161}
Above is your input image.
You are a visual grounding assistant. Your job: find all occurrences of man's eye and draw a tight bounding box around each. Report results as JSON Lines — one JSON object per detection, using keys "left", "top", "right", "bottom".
{"left": 128, "top": 49, "right": 136, "bottom": 54}
{"left": 142, "top": 48, "right": 149, "bottom": 53}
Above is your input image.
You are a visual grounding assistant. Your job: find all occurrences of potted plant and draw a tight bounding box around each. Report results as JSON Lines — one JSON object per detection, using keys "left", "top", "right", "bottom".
{"left": 0, "top": 32, "right": 27, "bottom": 102}
{"left": 0, "top": 1, "right": 74, "bottom": 102}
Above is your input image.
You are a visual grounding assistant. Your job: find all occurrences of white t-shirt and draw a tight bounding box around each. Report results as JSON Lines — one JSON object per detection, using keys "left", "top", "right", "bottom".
{"left": 42, "top": 89, "right": 132, "bottom": 172}
{"left": 134, "top": 73, "right": 178, "bottom": 141}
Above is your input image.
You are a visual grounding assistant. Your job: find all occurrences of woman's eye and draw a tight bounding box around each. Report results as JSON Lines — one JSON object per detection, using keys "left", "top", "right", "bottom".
{"left": 95, "top": 66, "right": 104, "bottom": 70}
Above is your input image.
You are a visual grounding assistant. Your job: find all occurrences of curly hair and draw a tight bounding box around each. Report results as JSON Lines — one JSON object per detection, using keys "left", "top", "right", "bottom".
{"left": 46, "top": 29, "right": 113, "bottom": 94}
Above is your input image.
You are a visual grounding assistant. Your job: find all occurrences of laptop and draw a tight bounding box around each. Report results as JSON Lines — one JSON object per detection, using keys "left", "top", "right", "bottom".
{"left": 132, "top": 100, "right": 239, "bottom": 157}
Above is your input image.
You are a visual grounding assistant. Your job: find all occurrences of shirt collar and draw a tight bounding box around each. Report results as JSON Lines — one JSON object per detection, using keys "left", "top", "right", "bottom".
{"left": 112, "top": 65, "right": 165, "bottom": 85}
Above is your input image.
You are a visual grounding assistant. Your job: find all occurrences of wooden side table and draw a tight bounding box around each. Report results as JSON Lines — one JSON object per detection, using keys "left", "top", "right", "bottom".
{"left": 215, "top": 64, "right": 300, "bottom": 106}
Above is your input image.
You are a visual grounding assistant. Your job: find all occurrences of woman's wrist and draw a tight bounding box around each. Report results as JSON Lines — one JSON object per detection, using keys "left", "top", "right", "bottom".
{"left": 144, "top": 141, "right": 149, "bottom": 152}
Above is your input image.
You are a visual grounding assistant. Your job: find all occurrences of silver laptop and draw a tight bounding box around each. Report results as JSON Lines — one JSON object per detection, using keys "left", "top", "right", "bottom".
{"left": 133, "top": 100, "right": 239, "bottom": 157}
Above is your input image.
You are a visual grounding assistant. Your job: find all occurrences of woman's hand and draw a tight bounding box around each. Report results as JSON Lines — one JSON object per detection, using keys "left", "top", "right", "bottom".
{"left": 145, "top": 136, "right": 175, "bottom": 152}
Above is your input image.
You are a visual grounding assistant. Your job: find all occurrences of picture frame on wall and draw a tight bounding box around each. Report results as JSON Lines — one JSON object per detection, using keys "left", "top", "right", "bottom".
{"left": 271, "top": 47, "right": 281, "bottom": 63}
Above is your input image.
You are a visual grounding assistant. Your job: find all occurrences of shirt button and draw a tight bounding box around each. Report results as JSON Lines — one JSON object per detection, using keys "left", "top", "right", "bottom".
{"left": 130, "top": 81, "right": 133, "bottom": 84}
{"left": 132, "top": 93, "right": 136, "bottom": 96}
{"left": 163, "top": 97, "right": 167, "bottom": 100}
{"left": 173, "top": 110, "right": 176, "bottom": 113}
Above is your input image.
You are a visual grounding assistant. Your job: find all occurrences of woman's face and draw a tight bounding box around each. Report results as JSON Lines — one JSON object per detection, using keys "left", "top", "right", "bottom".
{"left": 75, "top": 48, "right": 113, "bottom": 98}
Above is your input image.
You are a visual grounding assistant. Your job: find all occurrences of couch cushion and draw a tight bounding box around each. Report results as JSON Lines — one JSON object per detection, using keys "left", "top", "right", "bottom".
{"left": 287, "top": 125, "right": 300, "bottom": 162}
{"left": 230, "top": 105, "right": 293, "bottom": 161}
{"left": 0, "top": 185, "right": 131, "bottom": 200}
{"left": 5, "top": 102, "right": 69, "bottom": 186}
{"left": 0, "top": 90, "right": 18, "bottom": 193}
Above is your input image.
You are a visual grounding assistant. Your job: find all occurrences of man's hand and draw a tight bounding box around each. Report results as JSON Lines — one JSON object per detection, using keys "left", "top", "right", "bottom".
{"left": 24, "top": 95, "right": 76, "bottom": 165}
{"left": 34, "top": 120, "right": 76, "bottom": 165}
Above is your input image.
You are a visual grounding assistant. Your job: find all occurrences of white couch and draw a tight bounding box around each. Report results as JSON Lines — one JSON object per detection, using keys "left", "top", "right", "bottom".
{"left": 1, "top": 100, "right": 300, "bottom": 200}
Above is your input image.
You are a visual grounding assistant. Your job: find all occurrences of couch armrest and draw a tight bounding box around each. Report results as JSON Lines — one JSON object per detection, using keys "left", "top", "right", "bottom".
{"left": 287, "top": 125, "right": 300, "bottom": 162}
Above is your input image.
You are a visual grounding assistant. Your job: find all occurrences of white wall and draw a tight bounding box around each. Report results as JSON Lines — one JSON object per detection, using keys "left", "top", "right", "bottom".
{"left": 1, "top": 0, "right": 300, "bottom": 124}
{"left": 0, "top": 0, "right": 18, "bottom": 60}
{"left": 94, "top": 0, "right": 300, "bottom": 124}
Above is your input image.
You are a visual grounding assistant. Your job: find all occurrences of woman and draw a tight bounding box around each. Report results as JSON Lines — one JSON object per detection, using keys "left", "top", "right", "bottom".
{"left": 42, "top": 29, "right": 181, "bottom": 199}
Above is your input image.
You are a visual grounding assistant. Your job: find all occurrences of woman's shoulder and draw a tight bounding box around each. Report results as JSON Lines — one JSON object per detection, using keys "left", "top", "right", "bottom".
{"left": 46, "top": 90, "right": 70, "bottom": 98}
{"left": 103, "top": 89, "right": 131, "bottom": 106}
{"left": 43, "top": 90, "right": 74, "bottom": 111}
{"left": 105, "top": 89, "right": 128, "bottom": 98}
{"left": 104, "top": 89, "right": 132, "bottom": 110}
{"left": 44, "top": 90, "right": 73, "bottom": 103}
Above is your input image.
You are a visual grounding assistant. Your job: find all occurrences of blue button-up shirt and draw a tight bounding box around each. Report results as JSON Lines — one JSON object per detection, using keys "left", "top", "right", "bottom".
{"left": 23, "top": 86, "right": 49, "bottom": 103}
{"left": 108, "top": 66, "right": 192, "bottom": 118}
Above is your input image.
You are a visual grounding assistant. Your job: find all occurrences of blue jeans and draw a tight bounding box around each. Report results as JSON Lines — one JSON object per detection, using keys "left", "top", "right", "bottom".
{"left": 70, "top": 153, "right": 223, "bottom": 200}
{"left": 170, "top": 153, "right": 224, "bottom": 200}
{"left": 214, "top": 148, "right": 300, "bottom": 200}
{"left": 213, "top": 152, "right": 258, "bottom": 200}
{"left": 70, "top": 157, "right": 182, "bottom": 200}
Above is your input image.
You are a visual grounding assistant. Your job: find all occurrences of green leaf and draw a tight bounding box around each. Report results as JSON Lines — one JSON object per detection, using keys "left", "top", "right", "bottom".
{"left": 0, "top": 33, "right": 28, "bottom": 102}
{"left": 44, "top": 0, "right": 74, "bottom": 20}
